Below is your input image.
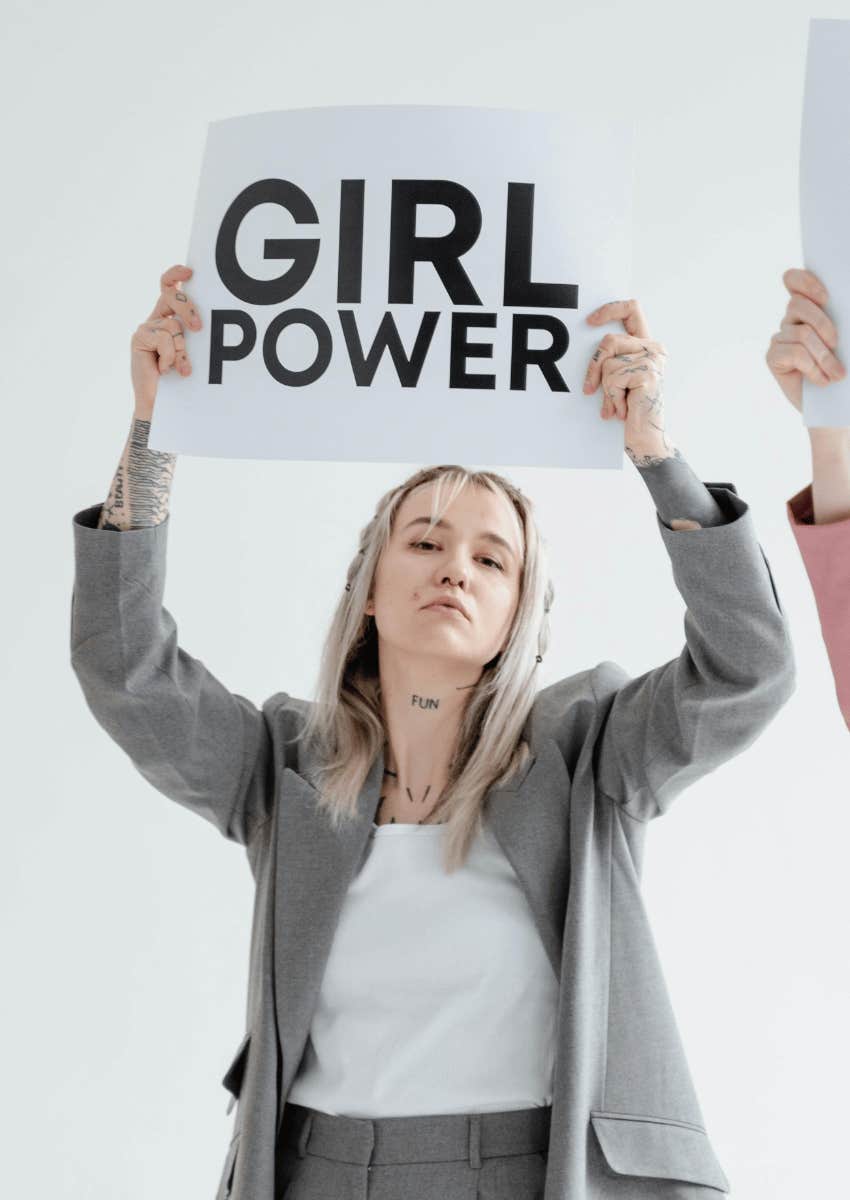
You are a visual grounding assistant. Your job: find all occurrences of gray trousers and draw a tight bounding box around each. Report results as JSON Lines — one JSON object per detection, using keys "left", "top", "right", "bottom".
{"left": 276, "top": 1101, "right": 552, "bottom": 1200}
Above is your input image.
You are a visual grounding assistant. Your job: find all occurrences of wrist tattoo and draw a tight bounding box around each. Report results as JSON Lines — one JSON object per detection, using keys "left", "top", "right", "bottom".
{"left": 98, "top": 417, "right": 177, "bottom": 530}
{"left": 627, "top": 442, "right": 683, "bottom": 469}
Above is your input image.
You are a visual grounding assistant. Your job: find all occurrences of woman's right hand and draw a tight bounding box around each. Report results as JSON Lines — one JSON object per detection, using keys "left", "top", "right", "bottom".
{"left": 130, "top": 263, "right": 203, "bottom": 418}
{"left": 765, "top": 267, "right": 846, "bottom": 414}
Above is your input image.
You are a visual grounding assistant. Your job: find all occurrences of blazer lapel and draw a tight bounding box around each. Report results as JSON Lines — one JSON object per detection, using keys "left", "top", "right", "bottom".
{"left": 273, "top": 748, "right": 384, "bottom": 1111}
{"left": 484, "top": 736, "right": 571, "bottom": 980}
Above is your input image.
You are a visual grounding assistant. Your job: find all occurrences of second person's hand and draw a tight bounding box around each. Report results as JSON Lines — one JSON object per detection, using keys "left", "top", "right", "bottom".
{"left": 766, "top": 267, "right": 846, "bottom": 415}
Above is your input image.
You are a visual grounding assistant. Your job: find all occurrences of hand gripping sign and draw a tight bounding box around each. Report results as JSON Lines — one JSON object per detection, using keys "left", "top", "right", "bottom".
{"left": 150, "top": 105, "right": 635, "bottom": 468}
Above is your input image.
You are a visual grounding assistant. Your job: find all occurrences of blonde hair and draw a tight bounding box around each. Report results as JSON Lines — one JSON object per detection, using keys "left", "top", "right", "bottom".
{"left": 298, "top": 464, "right": 554, "bottom": 873}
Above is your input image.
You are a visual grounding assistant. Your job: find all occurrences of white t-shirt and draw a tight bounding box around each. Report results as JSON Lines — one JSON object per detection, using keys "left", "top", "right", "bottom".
{"left": 287, "top": 819, "right": 559, "bottom": 1117}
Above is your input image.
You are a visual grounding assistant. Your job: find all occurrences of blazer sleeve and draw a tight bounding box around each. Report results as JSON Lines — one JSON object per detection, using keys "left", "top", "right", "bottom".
{"left": 786, "top": 481, "right": 850, "bottom": 731}
{"left": 591, "top": 481, "right": 797, "bottom": 822}
{"left": 70, "top": 502, "right": 274, "bottom": 846}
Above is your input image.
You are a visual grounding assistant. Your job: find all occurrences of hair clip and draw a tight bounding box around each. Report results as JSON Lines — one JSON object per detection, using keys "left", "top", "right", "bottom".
{"left": 535, "top": 654, "right": 543, "bottom": 663}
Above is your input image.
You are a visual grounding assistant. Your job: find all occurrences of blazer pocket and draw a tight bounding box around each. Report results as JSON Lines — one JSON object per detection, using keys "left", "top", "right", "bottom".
{"left": 222, "top": 1031, "right": 252, "bottom": 1114}
{"left": 589, "top": 1111, "right": 730, "bottom": 1193}
{"left": 215, "top": 1131, "right": 242, "bottom": 1200}
{"left": 759, "top": 545, "right": 784, "bottom": 615}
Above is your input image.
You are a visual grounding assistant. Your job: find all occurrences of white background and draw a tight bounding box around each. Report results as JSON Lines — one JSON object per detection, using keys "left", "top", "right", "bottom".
{"left": 2, "top": 1, "right": 848, "bottom": 1197}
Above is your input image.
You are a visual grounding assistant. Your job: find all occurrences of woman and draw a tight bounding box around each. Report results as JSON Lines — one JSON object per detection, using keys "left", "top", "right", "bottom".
{"left": 71, "top": 264, "right": 795, "bottom": 1200}
{"left": 767, "top": 266, "right": 850, "bottom": 731}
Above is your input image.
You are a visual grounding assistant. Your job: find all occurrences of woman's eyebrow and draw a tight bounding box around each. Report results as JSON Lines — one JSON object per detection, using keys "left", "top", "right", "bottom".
{"left": 401, "top": 516, "right": 517, "bottom": 560}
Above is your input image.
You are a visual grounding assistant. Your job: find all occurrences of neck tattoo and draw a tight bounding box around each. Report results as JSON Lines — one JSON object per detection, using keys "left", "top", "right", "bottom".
{"left": 377, "top": 770, "right": 443, "bottom": 825}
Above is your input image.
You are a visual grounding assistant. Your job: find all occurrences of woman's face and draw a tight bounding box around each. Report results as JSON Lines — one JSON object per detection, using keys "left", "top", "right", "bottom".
{"left": 365, "top": 482, "right": 524, "bottom": 672}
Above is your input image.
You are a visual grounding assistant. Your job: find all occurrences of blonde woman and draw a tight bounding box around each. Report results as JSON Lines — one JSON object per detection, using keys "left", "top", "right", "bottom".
{"left": 767, "top": 266, "right": 850, "bottom": 731}
{"left": 71, "top": 263, "right": 795, "bottom": 1200}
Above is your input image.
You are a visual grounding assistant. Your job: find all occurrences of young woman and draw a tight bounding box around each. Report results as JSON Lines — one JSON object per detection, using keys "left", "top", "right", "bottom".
{"left": 71, "top": 264, "right": 795, "bottom": 1200}
{"left": 766, "top": 266, "right": 850, "bottom": 731}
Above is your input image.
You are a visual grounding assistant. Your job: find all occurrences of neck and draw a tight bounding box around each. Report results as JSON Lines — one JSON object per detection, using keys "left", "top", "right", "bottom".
{"left": 378, "top": 651, "right": 479, "bottom": 807}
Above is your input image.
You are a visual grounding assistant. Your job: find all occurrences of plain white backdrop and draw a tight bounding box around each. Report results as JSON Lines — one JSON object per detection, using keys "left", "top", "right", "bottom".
{"left": 2, "top": 1, "right": 848, "bottom": 1196}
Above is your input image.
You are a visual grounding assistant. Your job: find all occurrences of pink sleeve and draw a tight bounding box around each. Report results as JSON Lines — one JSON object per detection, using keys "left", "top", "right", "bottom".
{"left": 786, "top": 482, "right": 850, "bottom": 730}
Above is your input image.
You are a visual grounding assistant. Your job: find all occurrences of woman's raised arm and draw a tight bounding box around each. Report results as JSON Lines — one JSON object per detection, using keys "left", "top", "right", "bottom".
{"left": 580, "top": 298, "right": 796, "bottom": 821}
{"left": 71, "top": 265, "right": 275, "bottom": 846}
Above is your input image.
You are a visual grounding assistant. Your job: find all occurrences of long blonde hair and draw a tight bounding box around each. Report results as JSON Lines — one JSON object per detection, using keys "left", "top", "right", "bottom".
{"left": 298, "top": 464, "right": 554, "bottom": 873}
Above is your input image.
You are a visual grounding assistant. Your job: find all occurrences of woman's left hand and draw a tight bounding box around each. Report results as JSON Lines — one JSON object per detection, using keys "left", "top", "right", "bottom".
{"left": 582, "top": 299, "right": 674, "bottom": 461}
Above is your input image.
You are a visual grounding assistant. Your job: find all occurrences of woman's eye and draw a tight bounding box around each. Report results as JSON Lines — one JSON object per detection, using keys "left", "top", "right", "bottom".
{"left": 411, "top": 541, "right": 503, "bottom": 571}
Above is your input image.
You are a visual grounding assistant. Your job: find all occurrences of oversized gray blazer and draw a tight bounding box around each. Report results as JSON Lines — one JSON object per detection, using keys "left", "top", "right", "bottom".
{"left": 70, "top": 480, "right": 795, "bottom": 1200}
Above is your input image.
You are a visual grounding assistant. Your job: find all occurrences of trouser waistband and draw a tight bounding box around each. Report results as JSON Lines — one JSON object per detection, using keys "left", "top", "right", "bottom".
{"left": 280, "top": 1101, "right": 551, "bottom": 1170}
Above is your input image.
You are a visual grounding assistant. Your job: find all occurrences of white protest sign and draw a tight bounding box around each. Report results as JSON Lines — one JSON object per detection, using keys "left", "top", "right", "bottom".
{"left": 149, "top": 105, "right": 635, "bottom": 468}
{"left": 800, "top": 18, "right": 850, "bottom": 427}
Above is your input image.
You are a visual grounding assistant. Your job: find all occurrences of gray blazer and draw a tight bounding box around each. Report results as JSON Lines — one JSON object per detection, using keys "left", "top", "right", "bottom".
{"left": 70, "top": 480, "right": 795, "bottom": 1200}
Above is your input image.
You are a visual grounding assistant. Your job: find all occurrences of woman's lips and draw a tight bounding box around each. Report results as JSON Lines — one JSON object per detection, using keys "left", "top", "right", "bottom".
{"left": 423, "top": 603, "right": 467, "bottom": 619}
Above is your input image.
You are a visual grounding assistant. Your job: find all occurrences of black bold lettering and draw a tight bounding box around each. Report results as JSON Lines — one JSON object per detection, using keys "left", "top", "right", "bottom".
{"left": 209, "top": 310, "right": 257, "bottom": 384}
{"left": 216, "top": 179, "right": 319, "bottom": 305}
{"left": 338, "top": 310, "right": 440, "bottom": 386}
{"left": 503, "top": 183, "right": 578, "bottom": 308}
{"left": 338, "top": 180, "right": 366, "bottom": 303}
{"left": 449, "top": 313, "right": 496, "bottom": 389}
{"left": 263, "top": 308, "right": 332, "bottom": 386}
{"left": 510, "top": 314, "right": 570, "bottom": 391}
{"left": 388, "top": 181, "right": 482, "bottom": 304}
